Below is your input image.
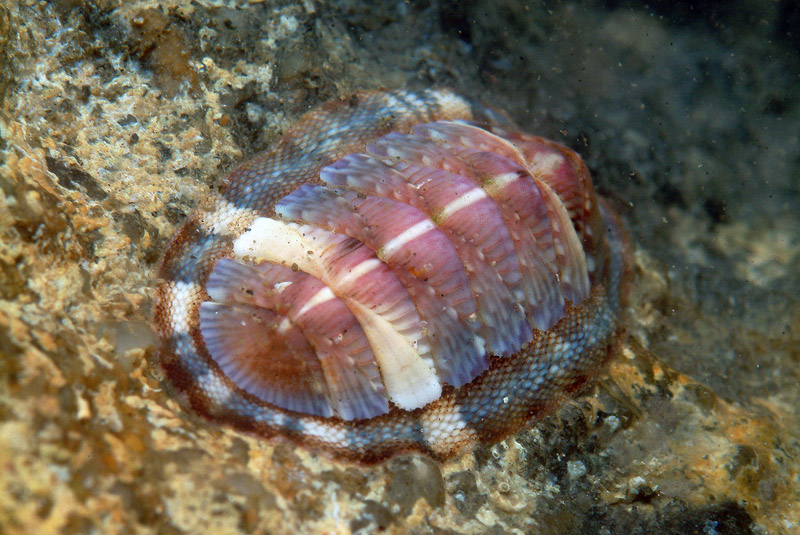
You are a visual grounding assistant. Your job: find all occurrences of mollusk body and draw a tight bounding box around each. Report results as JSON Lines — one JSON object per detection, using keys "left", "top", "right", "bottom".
{"left": 153, "top": 89, "right": 629, "bottom": 463}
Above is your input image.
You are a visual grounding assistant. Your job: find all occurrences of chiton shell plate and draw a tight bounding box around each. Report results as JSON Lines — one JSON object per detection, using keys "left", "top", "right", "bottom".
{"left": 154, "top": 89, "right": 630, "bottom": 463}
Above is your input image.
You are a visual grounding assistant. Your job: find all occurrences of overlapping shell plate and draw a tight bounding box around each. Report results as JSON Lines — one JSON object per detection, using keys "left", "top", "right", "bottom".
{"left": 153, "top": 89, "right": 629, "bottom": 463}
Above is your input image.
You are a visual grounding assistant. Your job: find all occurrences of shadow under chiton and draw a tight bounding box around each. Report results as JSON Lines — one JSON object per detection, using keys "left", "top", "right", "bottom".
{"left": 153, "top": 88, "right": 631, "bottom": 464}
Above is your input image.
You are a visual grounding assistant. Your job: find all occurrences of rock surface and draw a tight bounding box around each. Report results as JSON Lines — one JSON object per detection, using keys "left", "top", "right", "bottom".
{"left": 1, "top": 1, "right": 798, "bottom": 534}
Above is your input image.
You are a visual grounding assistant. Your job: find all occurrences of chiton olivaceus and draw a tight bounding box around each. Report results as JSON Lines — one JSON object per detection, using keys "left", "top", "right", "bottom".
{"left": 153, "top": 89, "right": 630, "bottom": 463}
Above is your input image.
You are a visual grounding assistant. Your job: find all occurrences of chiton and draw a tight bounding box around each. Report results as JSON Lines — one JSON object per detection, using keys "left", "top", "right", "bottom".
{"left": 153, "top": 89, "right": 630, "bottom": 463}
